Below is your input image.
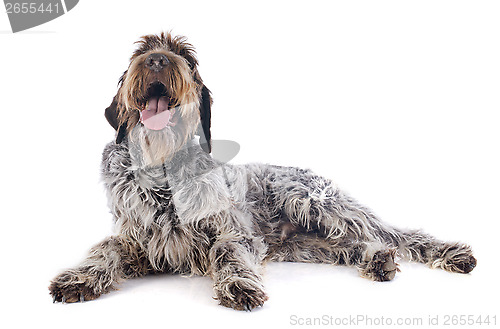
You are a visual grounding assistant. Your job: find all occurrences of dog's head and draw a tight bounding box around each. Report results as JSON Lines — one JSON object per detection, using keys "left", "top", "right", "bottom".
{"left": 105, "top": 32, "right": 212, "bottom": 164}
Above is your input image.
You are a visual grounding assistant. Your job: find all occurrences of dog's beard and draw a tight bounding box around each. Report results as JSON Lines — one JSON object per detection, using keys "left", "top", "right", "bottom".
{"left": 128, "top": 106, "right": 199, "bottom": 168}
{"left": 128, "top": 124, "right": 184, "bottom": 168}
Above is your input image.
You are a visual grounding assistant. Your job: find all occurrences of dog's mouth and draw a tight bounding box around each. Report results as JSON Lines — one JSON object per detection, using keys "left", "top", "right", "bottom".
{"left": 139, "top": 82, "right": 179, "bottom": 130}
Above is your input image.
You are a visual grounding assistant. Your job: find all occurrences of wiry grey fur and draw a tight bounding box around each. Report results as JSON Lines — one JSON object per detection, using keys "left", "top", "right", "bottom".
{"left": 49, "top": 33, "right": 476, "bottom": 310}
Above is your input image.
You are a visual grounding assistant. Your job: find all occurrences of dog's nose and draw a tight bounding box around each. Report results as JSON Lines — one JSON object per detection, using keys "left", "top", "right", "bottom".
{"left": 145, "top": 53, "right": 169, "bottom": 72}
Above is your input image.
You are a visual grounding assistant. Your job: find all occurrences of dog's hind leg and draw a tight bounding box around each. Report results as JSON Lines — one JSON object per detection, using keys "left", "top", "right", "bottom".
{"left": 267, "top": 234, "right": 399, "bottom": 281}
{"left": 390, "top": 229, "right": 477, "bottom": 273}
{"left": 49, "top": 235, "right": 151, "bottom": 303}
{"left": 265, "top": 165, "right": 476, "bottom": 274}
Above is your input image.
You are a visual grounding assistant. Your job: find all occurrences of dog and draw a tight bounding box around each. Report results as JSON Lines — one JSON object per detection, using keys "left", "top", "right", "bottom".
{"left": 49, "top": 32, "right": 476, "bottom": 310}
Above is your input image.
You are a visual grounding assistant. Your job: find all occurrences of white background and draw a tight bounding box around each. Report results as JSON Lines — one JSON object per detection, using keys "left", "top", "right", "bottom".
{"left": 1, "top": 1, "right": 499, "bottom": 328}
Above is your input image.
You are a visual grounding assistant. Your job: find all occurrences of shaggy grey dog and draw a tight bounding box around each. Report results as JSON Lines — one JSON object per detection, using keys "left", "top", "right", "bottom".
{"left": 49, "top": 33, "right": 476, "bottom": 310}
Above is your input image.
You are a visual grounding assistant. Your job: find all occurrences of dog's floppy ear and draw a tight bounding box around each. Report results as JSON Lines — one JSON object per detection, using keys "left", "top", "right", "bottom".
{"left": 197, "top": 85, "right": 212, "bottom": 153}
{"left": 104, "top": 95, "right": 128, "bottom": 144}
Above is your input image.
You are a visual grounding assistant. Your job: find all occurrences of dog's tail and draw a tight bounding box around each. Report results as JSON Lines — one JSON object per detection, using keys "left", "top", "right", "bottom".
{"left": 377, "top": 225, "right": 477, "bottom": 273}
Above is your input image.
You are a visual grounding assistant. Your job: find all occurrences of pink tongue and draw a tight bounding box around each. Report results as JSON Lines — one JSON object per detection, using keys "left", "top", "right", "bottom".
{"left": 141, "top": 96, "right": 171, "bottom": 130}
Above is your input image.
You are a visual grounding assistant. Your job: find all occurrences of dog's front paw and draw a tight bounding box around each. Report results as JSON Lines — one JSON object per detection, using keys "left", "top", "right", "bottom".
{"left": 215, "top": 281, "right": 269, "bottom": 311}
{"left": 49, "top": 271, "right": 101, "bottom": 303}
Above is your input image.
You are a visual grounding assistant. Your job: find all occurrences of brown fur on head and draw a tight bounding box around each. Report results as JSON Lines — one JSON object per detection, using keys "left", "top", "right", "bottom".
{"left": 105, "top": 32, "right": 212, "bottom": 154}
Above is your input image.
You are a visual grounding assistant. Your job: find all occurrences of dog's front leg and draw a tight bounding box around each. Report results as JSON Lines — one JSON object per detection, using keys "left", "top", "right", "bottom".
{"left": 209, "top": 234, "right": 268, "bottom": 311}
{"left": 49, "top": 235, "right": 150, "bottom": 303}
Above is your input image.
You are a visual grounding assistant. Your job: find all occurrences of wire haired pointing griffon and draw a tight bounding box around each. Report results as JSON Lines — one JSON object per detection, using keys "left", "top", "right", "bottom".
{"left": 49, "top": 32, "right": 476, "bottom": 310}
